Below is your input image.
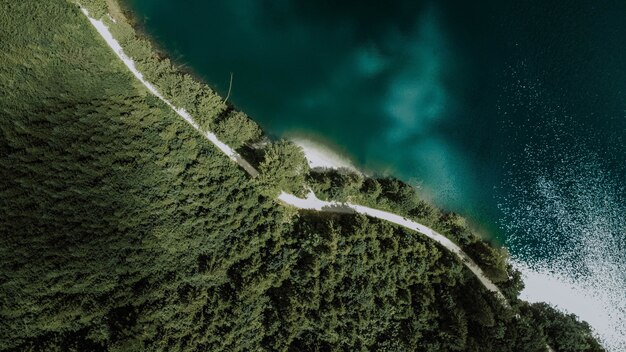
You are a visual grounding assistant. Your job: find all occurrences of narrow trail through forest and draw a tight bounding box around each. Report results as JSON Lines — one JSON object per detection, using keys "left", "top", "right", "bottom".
{"left": 277, "top": 191, "right": 506, "bottom": 299}
{"left": 79, "top": 7, "right": 506, "bottom": 302}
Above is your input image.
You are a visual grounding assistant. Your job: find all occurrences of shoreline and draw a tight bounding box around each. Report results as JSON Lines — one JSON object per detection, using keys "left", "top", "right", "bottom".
{"left": 291, "top": 137, "right": 359, "bottom": 172}
{"left": 514, "top": 259, "right": 623, "bottom": 351}
{"left": 78, "top": 2, "right": 506, "bottom": 301}
{"left": 114, "top": 0, "right": 242, "bottom": 105}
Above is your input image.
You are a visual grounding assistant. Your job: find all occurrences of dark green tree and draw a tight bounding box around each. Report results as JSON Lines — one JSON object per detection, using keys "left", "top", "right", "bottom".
{"left": 215, "top": 111, "right": 262, "bottom": 149}
{"left": 256, "top": 140, "right": 309, "bottom": 197}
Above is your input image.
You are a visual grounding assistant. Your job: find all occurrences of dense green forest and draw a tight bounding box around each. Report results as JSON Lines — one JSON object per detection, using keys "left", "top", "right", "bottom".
{"left": 0, "top": 0, "right": 602, "bottom": 351}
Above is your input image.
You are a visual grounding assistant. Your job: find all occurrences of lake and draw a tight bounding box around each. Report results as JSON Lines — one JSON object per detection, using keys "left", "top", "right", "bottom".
{"left": 126, "top": 0, "right": 625, "bottom": 348}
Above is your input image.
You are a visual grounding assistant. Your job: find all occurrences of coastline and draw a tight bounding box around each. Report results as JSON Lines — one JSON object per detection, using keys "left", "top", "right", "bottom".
{"left": 291, "top": 137, "right": 359, "bottom": 172}
{"left": 117, "top": 1, "right": 364, "bottom": 178}
{"left": 112, "top": 0, "right": 242, "bottom": 105}
{"left": 118, "top": 0, "right": 358, "bottom": 176}
{"left": 514, "top": 259, "right": 622, "bottom": 350}
{"left": 77, "top": 2, "right": 506, "bottom": 300}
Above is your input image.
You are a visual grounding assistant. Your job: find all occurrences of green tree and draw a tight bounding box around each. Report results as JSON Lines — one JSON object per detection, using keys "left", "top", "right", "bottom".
{"left": 528, "top": 303, "right": 605, "bottom": 352}
{"left": 256, "top": 140, "right": 309, "bottom": 197}
{"left": 215, "top": 111, "right": 262, "bottom": 149}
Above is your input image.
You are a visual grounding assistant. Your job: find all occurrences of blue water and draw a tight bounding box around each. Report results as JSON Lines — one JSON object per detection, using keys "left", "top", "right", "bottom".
{"left": 125, "top": 1, "right": 626, "bottom": 347}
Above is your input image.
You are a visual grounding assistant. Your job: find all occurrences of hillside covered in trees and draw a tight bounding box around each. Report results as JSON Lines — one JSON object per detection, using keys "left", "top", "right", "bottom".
{"left": 0, "top": 0, "right": 603, "bottom": 351}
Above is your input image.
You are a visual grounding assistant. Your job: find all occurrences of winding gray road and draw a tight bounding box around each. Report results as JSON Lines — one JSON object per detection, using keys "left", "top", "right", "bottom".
{"left": 81, "top": 7, "right": 505, "bottom": 302}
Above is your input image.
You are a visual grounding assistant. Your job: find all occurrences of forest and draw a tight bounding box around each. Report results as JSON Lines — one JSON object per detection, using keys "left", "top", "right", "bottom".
{"left": 0, "top": 0, "right": 603, "bottom": 351}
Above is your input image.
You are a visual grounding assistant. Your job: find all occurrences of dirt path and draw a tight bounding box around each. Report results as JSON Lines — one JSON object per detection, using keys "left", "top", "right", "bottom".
{"left": 80, "top": 8, "right": 259, "bottom": 178}
{"left": 278, "top": 192, "right": 506, "bottom": 300}
{"left": 80, "top": 7, "right": 504, "bottom": 301}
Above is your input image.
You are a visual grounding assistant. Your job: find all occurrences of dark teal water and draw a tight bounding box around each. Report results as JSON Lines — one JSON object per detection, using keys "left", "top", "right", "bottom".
{"left": 125, "top": 1, "right": 626, "bottom": 343}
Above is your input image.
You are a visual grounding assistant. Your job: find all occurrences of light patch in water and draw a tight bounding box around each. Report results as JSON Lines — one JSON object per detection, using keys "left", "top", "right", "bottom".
{"left": 406, "top": 137, "right": 475, "bottom": 208}
{"left": 355, "top": 46, "right": 388, "bottom": 77}
{"left": 383, "top": 6, "right": 453, "bottom": 140}
{"left": 375, "top": 5, "right": 475, "bottom": 210}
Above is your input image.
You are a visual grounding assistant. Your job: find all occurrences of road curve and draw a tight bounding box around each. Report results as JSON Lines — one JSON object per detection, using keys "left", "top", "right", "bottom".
{"left": 278, "top": 192, "right": 506, "bottom": 300}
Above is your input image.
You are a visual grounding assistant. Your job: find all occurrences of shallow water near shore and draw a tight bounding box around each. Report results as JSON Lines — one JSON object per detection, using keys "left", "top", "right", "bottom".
{"left": 126, "top": 0, "right": 625, "bottom": 348}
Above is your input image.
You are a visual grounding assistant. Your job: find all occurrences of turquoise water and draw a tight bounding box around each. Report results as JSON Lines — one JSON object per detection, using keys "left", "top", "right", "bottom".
{"left": 126, "top": 1, "right": 625, "bottom": 347}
